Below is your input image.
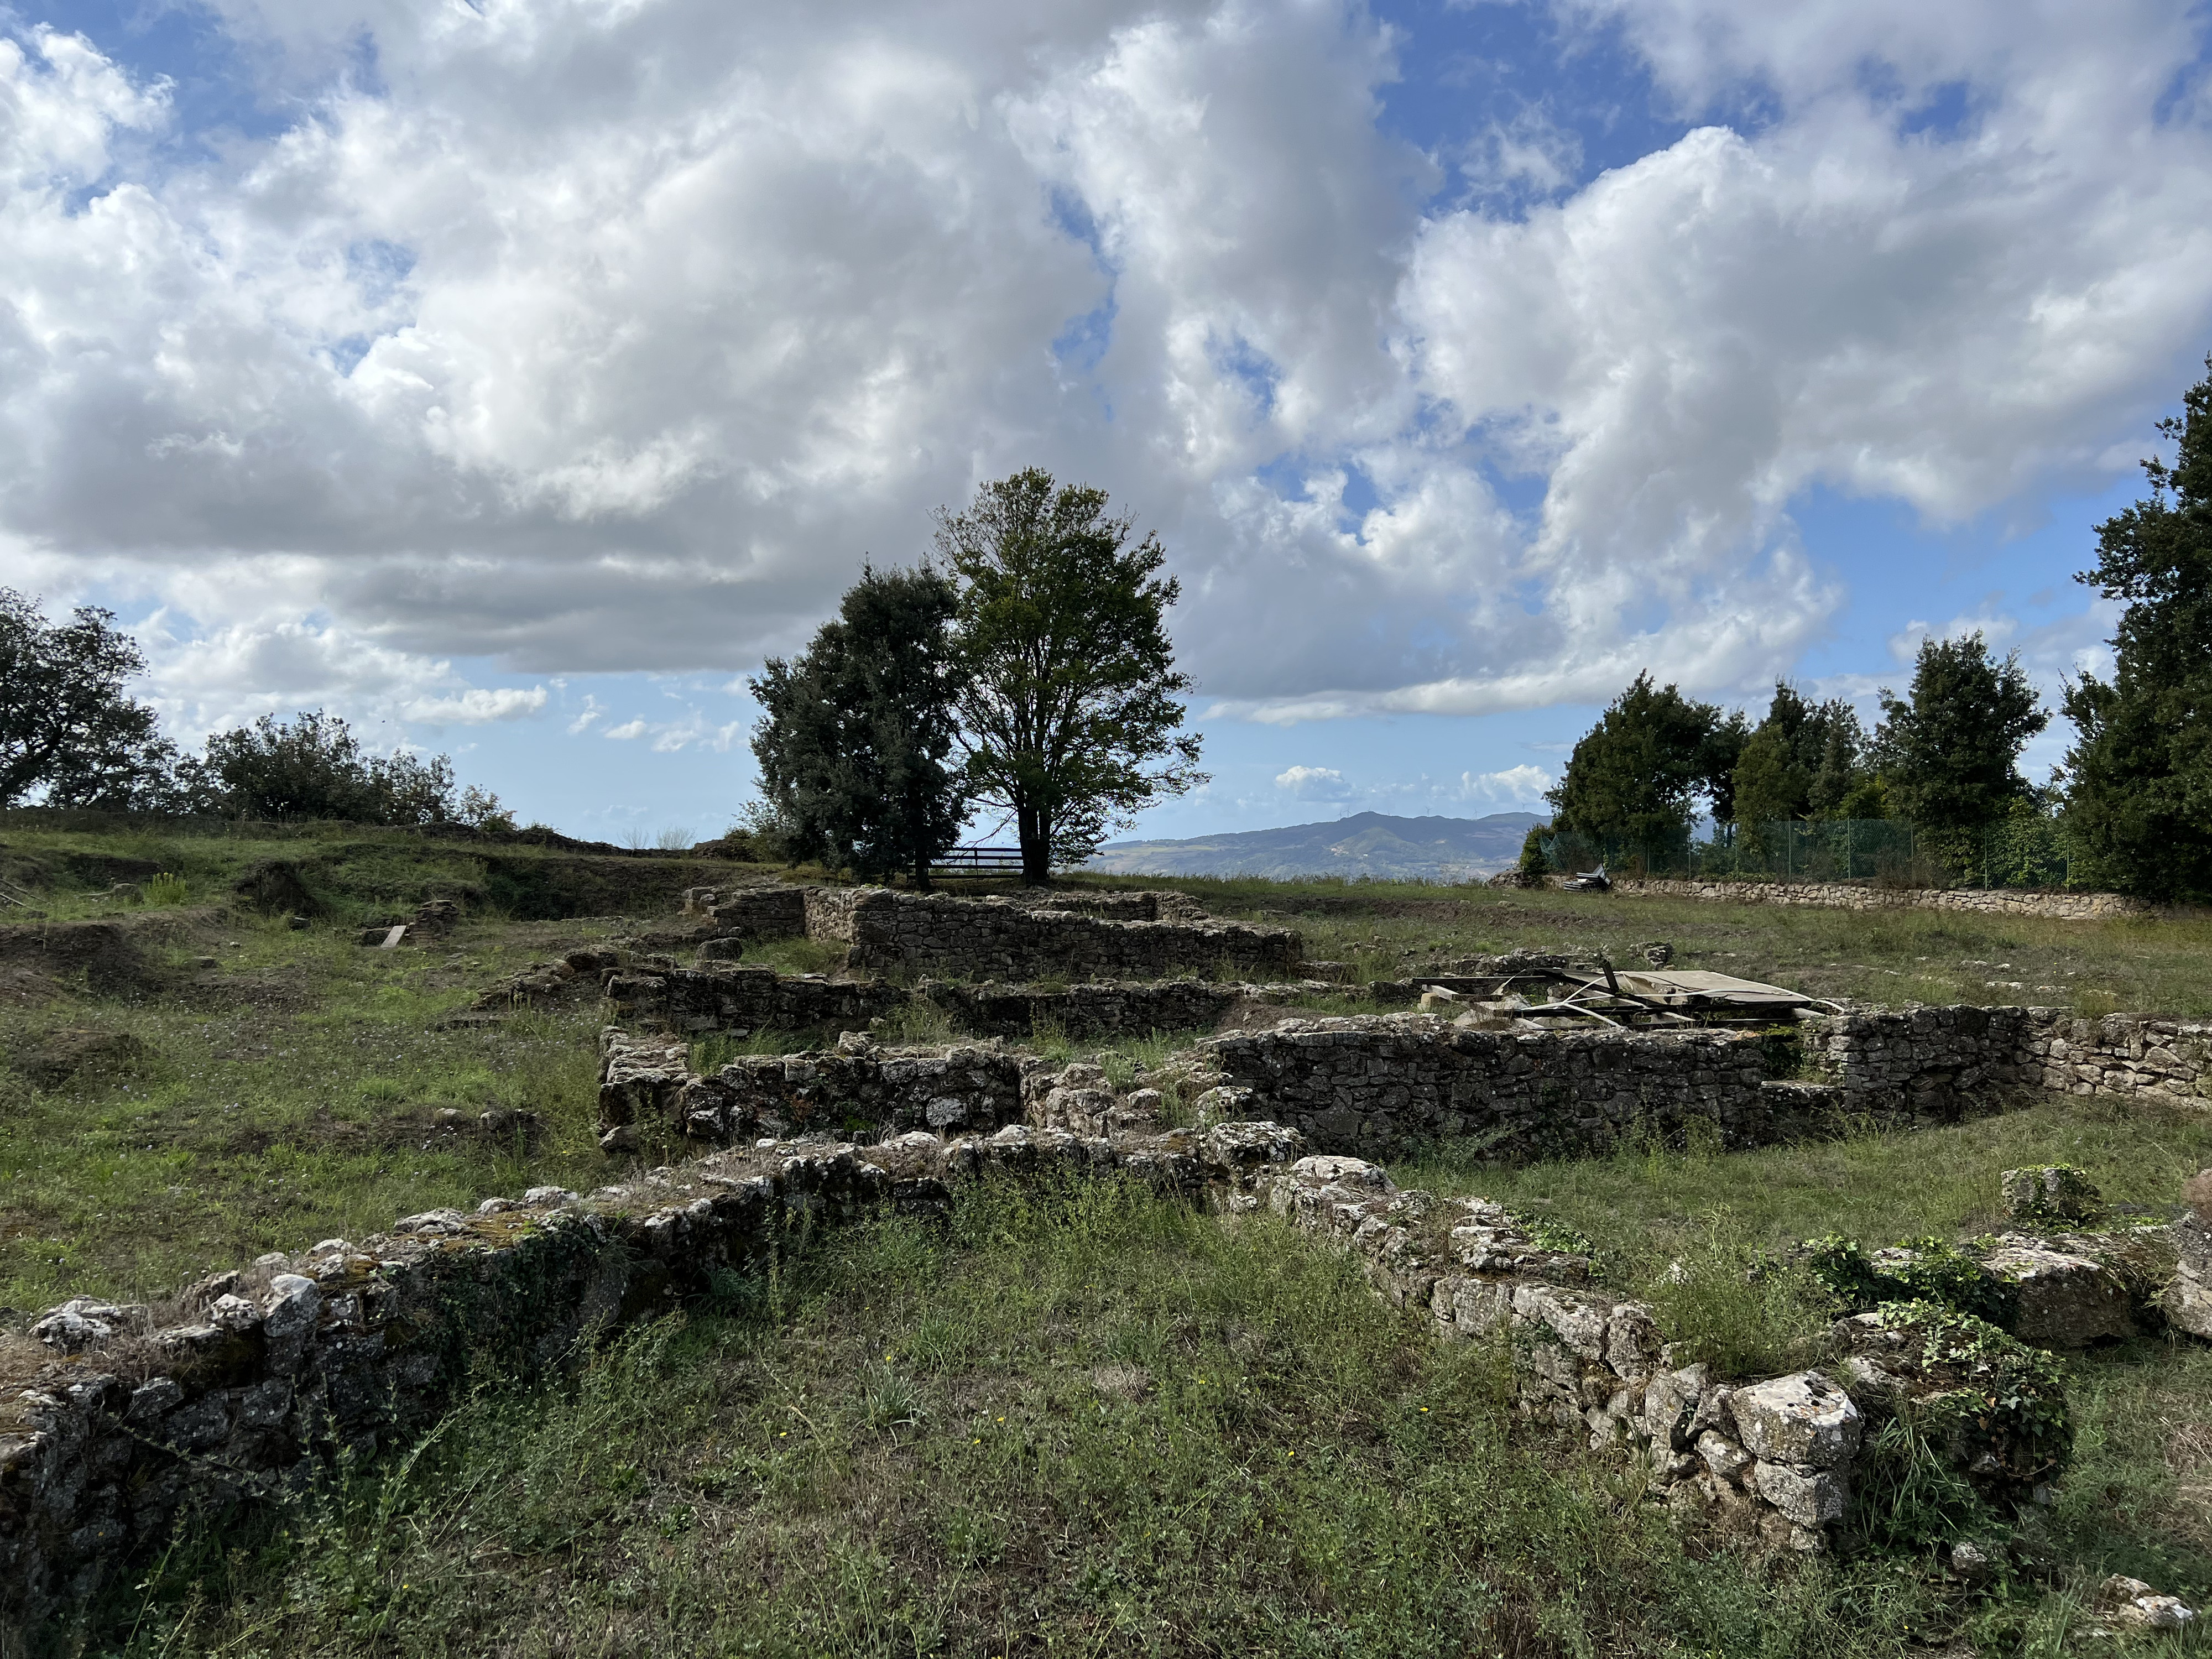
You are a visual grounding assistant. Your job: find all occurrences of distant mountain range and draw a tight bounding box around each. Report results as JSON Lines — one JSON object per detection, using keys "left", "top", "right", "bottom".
{"left": 1082, "top": 811, "right": 1547, "bottom": 882}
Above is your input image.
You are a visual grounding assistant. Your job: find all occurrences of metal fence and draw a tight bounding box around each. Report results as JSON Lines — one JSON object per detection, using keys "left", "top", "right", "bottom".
{"left": 1543, "top": 817, "right": 2080, "bottom": 891}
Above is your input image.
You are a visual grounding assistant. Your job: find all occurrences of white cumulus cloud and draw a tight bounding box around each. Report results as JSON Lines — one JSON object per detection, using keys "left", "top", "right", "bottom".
{"left": 0, "top": 0, "right": 2206, "bottom": 755}
{"left": 1274, "top": 764, "right": 1355, "bottom": 801}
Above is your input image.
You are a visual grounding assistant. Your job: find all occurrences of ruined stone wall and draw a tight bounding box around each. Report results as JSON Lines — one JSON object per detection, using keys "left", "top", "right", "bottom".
{"left": 1190, "top": 1004, "right": 2211, "bottom": 1161}
{"left": 1006, "top": 889, "right": 1208, "bottom": 922}
{"left": 2023, "top": 1013, "right": 2212, "bottom": 1102}
{"left": 0, "top": 1121, "right": 1288, "bottom": 1626}
{"left": 602, "top": 963, "right": 905, "bottom": 1036}
{"left": 1797, "top": 1005, "right": 2040, "bottom": 1118}
{"left": 1261, "top": 1155, "right": 1866, "bottom": 1551}
{"left": 6, "top": 1094, "right": 2099, "bottom": 1621}
{"left": 1610, "top": 877, "right": 2153, "bottom": 922}
{"left": 702, "top": 886, "right": 809, "bottom": 938}
{"left": 803, "top": 886, "right": 1302, "bottom": 980}
{"left": 916, "top": 977, "right": 1242, "bottom": 1040}
{"left": 1262, "top": 1154, "right": 2072, "bottom": 1553}
{"left": 1806, "top": 1006, "right": 2212, "bottom": 1110}
{"left": 1189, "top": 1015, "right": 1834, "bottom": 1159}
{"left": 596, "top": 1029, "right": 1027, "bottom": 1149}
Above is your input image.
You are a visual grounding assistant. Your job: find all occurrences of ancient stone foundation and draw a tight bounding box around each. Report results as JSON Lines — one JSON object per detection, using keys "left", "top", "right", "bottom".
{"left": 596, "top": 1029, "right": 1027, "bottom": 1150}
{"left": 1258, "top": 1154, "right": 2074, "bottom": 1553}
{"left": 0, "top": 1120, "right": 1292, "bottom": 1626}
{"left": 912, "top": 976, "right": 1336, "bottom": 1041}
{"left": 602, "top": 963, "right": 907, "bottom": 1035}
{"left": 7, "top": 1090, "right": 2146, "bottom": 1627}
{"left": 1177, "top": 1013, "right": 2000, "bottom": 1160}
{"left": 803, "top": 886, "right": 1303, "bottom": 979}
{"left": 1609, "top": 876, "right": 2152, "bottom": 922}
{"left": 1176, "top": 1004, "right": 2212, "bottom": 1160}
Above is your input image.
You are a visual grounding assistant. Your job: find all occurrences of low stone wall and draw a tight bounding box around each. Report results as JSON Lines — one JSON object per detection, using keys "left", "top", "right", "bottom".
{"left": 1184, "top": 1015, "right": 1870, "bottom": 1160}
{"left": 2025, "top": 1013, "right": 2212, "bottom": 1101}
{"left": 596, "top": 1030, "right": 1028, "bottom": 1150}
{"left": 803, "top": 886, "right": 1302, "bottom": 979}
{"left": 1798, "top": 1005, "right": 2041, "bottom": 1118}
{"left": 1185, "top": 1004, "right": 2212, "bottom": 1160}
{"left": 0, "top": 1120, "right": 1293, "bottom": 1627}
{"left": 599, "top": 962, "right": 1343, "bottom": 1045}
{"left": 1009, "top": 889, "right": 1209, "bottom": 922}
{"left": 1609, "top": 877, "right": 2152, "bottom": 922}
{"left": 914, "top": 977, "right": 1340, "bottom": 1040}
{"left": 702, "top": 886, "right": 810, "bottom": 938}
{"left": 602, "top": 963, "right": 906, "bottom": 1036}
{"left": 5, "top": 1099, "right": 2101, "bottom": 1625}
{"left": 1259, "top": 1155, "right": 2072, "bottom": 1553}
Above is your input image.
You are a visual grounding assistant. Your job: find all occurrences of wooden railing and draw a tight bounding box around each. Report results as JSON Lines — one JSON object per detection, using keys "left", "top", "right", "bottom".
{"left": 928, "top": 846, "right": 1027, "bottom": 877}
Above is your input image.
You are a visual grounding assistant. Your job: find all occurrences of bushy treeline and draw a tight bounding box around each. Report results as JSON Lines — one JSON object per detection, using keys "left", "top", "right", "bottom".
{"left": 747, "top": 468, "right": 1205, "bottom": 886}
{"left": 0, "top": 592, "right": 513, "bottom": 829}
{"left": 1547, "top": 353, "right": 2212, "bottom": 902}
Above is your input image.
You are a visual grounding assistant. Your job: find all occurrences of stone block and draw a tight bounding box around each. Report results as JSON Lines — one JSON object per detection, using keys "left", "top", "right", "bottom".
{"left": 1980, "top": 1242, "right": 2135, "bottom": 1348}
{"left": 1749, "top": 1459, "right": 1846, "bottom": 1527}
{"left": 1727, "top": 1371, "right": 1861, "bottom": 1469}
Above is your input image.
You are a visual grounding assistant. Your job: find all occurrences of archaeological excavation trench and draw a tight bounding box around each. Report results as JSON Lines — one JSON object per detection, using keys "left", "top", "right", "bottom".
{"left": 6, "top": 881, "right": 2211, "bottom": 1630}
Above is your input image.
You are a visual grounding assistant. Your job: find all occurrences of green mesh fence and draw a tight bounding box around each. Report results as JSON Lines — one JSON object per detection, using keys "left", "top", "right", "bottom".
{"left": 1541, "top": 818, "right": 2079, "bottom": 890}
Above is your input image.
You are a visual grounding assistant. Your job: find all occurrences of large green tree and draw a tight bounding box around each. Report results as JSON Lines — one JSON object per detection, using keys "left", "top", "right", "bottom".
{"left": 0, "top": 589, "right": 174, "bottom": 807}
{"left": 198, "top": 710, "right": 483, "bottom": 825}
{"left": 1730, "top": 682, "right": 1872, "bottom": 842}
{"left": 1875, "top": 633, "right": 2046, "bottom": 868}
{"left": 1547, "top": 673, "right": 1731, "bottom": 856}
{"left": 749, "top": 565, "right": 967, "bottom": 886}
{"left": 935, "top": 469, "right": 1204, "bottom": 883}
{"left": 2062, "top": 355, "right": 2212, "bottom": 900}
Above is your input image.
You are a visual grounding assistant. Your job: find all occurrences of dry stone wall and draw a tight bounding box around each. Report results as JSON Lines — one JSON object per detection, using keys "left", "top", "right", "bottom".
{"left": 912, "top": 976, "right": 1337, "bottom": 1041}
{"left": 1609, "top": 877, "right": 2152, "bottom": 922}
{"left": 601, "top": 963, "right": 1339, "bottom": 1048}
{"left": 1183, "top": 1004, "right": 2212, "bottom": 1161}
{"left": 689, "top": 885, "right": 808, "bottom": 938}
{"left": 1256, "top": 1155, "right": 2072, "bottom": 1552}
{"left": 596, "top": 1029, "right": 1027, "bottom": 1150}
{"left": 0, "top": 1120, "right": 1296, "bottom": 1627}
{"left": 602, "top": 963, "right": 905, "bottom": 1036}
{"left": 6, "top": 1065, "right": 2110, "bottom": 1625}
{"left": 1796, "top": 1005, "right": 2041, "bottom": 1118}
{"left": 1186, "top": 1015, "right": 1856, "bottom": 1160}
{"left": 2024, "top": 1013, "right": 2212, "bottom": 1101}
{"left": 803, "top": 886, "right": 1302, "bottom": 979}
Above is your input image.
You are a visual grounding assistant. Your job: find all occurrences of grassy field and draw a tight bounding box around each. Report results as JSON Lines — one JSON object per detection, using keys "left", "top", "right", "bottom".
{"left": 66, "top": 1182, "right": 2204, "bottom": 1658}
{"left": 7, "top": 822, "right": 2212, "bottom": 1653}
{"left": 1078, "top": 872, "right": 2212, "bottom": 1019}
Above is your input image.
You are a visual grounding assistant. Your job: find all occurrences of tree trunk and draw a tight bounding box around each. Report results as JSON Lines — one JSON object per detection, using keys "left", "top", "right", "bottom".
{"left": 1018, "top": 802, "right": 1049, "bottom": 886}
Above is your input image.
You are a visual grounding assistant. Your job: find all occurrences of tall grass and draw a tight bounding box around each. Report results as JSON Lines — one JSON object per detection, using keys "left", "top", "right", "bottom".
{"left": 95, "top": 1180, "right": 1976, "bottom": 1657}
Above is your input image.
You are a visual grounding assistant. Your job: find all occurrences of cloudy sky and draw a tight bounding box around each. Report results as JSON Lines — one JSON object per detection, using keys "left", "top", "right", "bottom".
{"left": 6, "top": 0, "right": 2211, "bottom": 841}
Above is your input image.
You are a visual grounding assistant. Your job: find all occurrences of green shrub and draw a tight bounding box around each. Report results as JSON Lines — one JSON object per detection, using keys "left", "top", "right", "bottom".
{"left": 1806, "top": 1235, "right": 2017, "bottom": 1327}
{"left": 143, "top": 870, "right": 188, "bottom": 905}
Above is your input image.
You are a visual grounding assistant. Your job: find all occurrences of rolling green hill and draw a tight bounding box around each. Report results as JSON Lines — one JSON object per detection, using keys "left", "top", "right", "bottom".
{"left": 1083, "top": 810, "right": 1544, "bottom": 881}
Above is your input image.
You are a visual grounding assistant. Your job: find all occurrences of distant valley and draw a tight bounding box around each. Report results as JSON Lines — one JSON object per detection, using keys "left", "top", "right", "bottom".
{"left": 1083, "top": 810, "right": 1546, "bottom": 882}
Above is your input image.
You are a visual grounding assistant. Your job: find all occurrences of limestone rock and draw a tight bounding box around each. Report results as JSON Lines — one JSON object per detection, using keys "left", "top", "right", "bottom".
{"left": 1728, "top": 1371, "right": 1861, "bottom": 1469}
{"left": 2168, "top": 1212, "right": 2212, "bottom": 1340}
{"left": 2096, "top": 1574, "right": 2198, "bottom": 1633}
{"left": 1749, "top": 1459, "right": 1847, "bottom": 1527}
{"left": 30, "top": 1297, "right": 140, "bottom": 1353}
{"left": 1980, "top": 1241, "right": 2133, "bottom": 1348}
